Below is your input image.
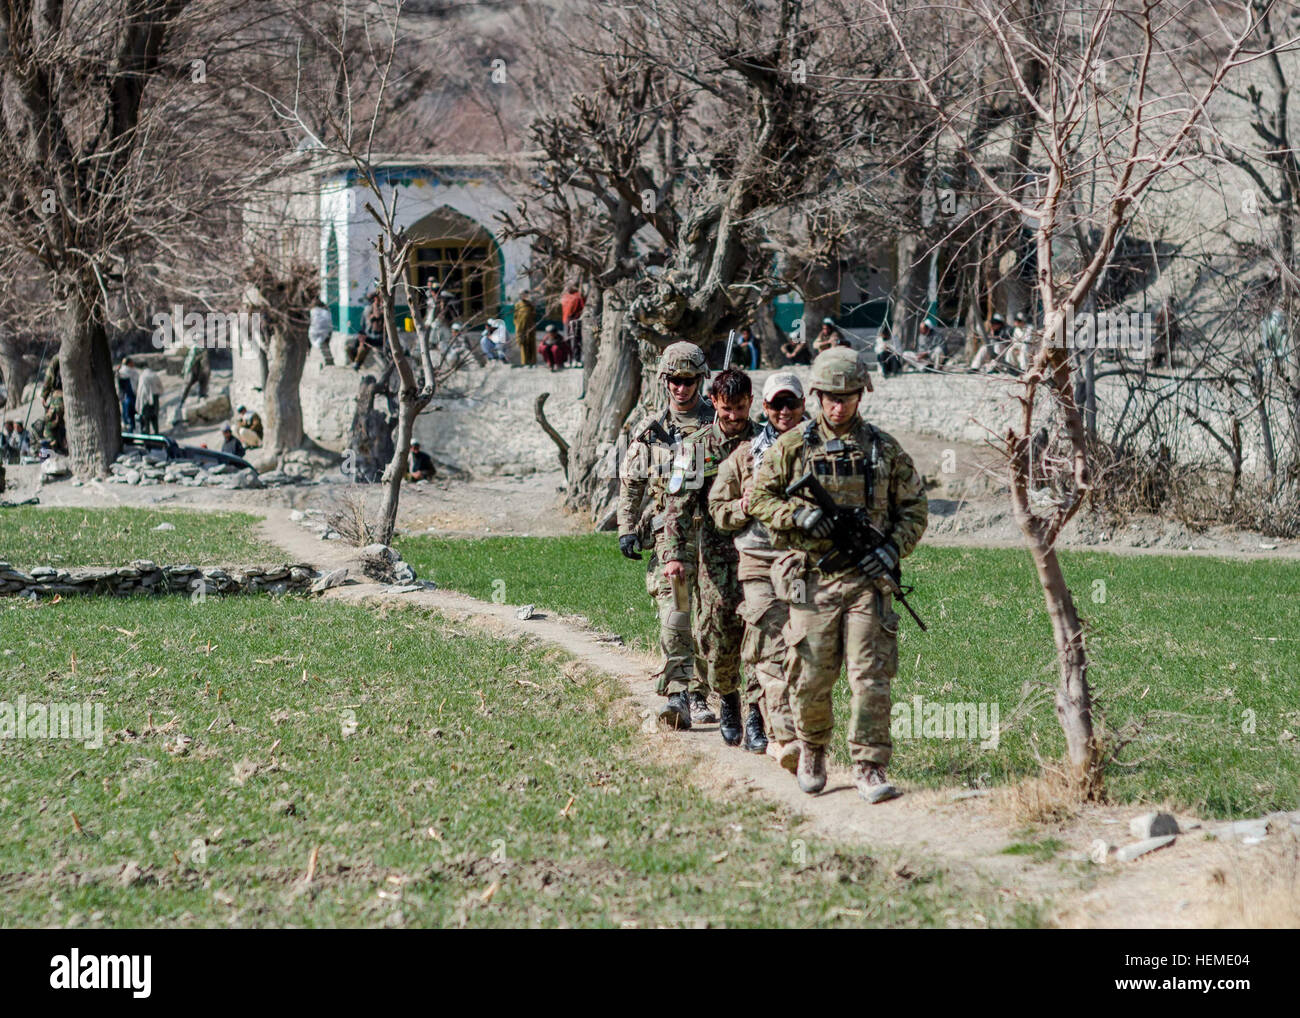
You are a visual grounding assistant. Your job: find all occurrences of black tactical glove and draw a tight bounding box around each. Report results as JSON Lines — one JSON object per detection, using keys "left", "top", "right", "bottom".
{"left": 862, "top": 540, "right": 899, "bottom": 579}
{"left": 793, "top": 506, "right": 834, "bottom": 540}
{"left": 618, "top": 534, "right": 643, "bottom": 560}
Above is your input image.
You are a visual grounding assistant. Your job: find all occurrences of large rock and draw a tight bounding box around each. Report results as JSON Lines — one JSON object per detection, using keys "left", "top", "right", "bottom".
{"left": 40, "top": 455, "right": 71, "bottom": 479}
{"left": 184, "top": 393, "right": 231, "bottom": 424}
{"left": 1129, "top": 812, "right": 1179, "bottom": 839}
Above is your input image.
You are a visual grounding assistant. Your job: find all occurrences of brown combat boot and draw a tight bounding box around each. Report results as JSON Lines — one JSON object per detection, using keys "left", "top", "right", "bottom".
{"left": 767, "top": 739, "right": 801, "bottom": 774}
{"left": 796, "top": 742, "right": 826, "bottom": 794}
{"left": 854, "top": 762, "right": 901, "bottom": 804}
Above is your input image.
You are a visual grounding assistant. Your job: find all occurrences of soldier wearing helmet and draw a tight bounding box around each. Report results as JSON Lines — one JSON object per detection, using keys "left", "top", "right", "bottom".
{"left": 617, "top": 341, "right": 716, "bottom": 731}
{"left": 749, "top": 347, "right": 928, "bottom": 804}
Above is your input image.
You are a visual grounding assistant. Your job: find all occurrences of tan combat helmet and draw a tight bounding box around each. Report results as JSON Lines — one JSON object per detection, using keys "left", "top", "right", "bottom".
{"left": 808, "top": 347, "right": 873, "bottom": 394}
{"left": 657, "top": 341, "right": 710, "bottom": 379}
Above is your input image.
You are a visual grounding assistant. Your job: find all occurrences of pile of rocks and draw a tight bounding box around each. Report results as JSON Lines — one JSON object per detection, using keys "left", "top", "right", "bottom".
{"left": 0, "top": 560, "right": 320, "bottom": 598}
{"left": 108, "top": 450, "right": 263, "bottom": 490}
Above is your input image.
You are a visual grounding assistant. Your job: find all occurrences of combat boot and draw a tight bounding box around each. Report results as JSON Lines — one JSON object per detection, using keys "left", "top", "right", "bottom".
{"left": 690, "top": 691, "right": 717, "bottom": 724}
{"left": 854, "top": 762, "right": 901, "bottom": 804}
{"left": 658, "top": 692, "right": 692, "bottom": 731}
{"left": 743, "top": 707, "right": 767, "bottom": 754}
{"left": 718, "top": 691, "right": 743, "bottom": 746}
{"left": 770, "top": 739, "right": 801, "bottom": 774}
{"left": 796, "top": 742, "right": 826, "bottom": 794}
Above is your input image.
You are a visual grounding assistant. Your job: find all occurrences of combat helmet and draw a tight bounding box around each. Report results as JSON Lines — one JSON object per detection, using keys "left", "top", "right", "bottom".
{"left": 808, "top": 347, "right": 871, "bottom": 394}
{"left": 657, "top": 341, "right": 709, "bottom": 379}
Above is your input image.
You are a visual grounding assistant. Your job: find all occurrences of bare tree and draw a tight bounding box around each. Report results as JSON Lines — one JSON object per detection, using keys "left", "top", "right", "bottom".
{"left": 502, "top": 0, "right": 875, "bottom": 522}
{"left": 875, "top": 0, "right": 1271, "bottom": 790}
{"left": 0, "top": 1, "right": 270, "bottom": 476}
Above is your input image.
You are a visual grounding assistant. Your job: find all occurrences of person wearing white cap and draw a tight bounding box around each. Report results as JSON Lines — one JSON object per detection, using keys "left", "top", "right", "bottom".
{"left": 480, "top": 318, "right": 509, "bottom": 363}
{"left": 813, "top": 316, "right": 849, "bottom": 357}
{"left": 707, "top": 370, "right": 809, "bottom": 769}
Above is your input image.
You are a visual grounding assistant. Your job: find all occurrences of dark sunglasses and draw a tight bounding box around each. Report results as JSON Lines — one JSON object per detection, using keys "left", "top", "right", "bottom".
{"left": 766, "top": 394, "right": 802, "bottom": 411}
{"left": 665, "top": 375, "right": 698, "bottom": 386}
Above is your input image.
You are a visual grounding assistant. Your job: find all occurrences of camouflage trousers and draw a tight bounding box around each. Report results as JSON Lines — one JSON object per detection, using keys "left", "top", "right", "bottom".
{"left": 695, "top": 546, "right": 761, "bottom": 705}
{"left": 647, "top": 546, "right": 707, "bottom": 698}
{"left": 783, "top": 569, "right": 900, "bottom": 765}
{"left": 738, "top": 576, "right": 796, "bottom": 742}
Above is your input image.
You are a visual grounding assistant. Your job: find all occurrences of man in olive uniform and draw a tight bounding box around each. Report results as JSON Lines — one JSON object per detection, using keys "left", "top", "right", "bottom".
{"left": 750, "top": 347, "right": 927, "bottom": 803}
{"left": 617, "top": 341, "right": 716, "bottom": 731}
{"left": 708, "top": 371, "right": 808, "bottom": 771}
{"left": 661, "top": 367, "right": 764, "bottom": 749}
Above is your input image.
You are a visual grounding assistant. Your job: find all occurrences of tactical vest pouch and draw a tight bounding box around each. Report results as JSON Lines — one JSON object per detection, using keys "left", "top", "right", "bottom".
{"left": 770, "top": 549, "right": 809, "bottom": 604}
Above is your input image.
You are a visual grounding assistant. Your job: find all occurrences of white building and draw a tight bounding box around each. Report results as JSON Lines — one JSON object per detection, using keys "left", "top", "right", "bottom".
{"left": 317, "top": 153, "right": 533, "bottom": 334}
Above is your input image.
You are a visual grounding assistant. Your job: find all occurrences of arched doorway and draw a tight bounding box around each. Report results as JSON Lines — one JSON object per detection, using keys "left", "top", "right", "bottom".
{"left": 405, "top": 206, "right": 502, "bottom": 327}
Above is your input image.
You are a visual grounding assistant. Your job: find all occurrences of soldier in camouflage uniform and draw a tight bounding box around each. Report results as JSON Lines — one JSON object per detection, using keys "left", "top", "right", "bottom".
{"left": 708, "top": 372, "right": 808, "bottom": 772}
{"left": 40, "top": 357, "right": 66, "bottom": 453}
{"left": 617, "top": 342, "right": 715, "bottom": 730}
{"left": 662, "top": 367, "right": 764, "bottom": 748}
{"left": 750, "top": 347, "right": 927, "bottom": 803}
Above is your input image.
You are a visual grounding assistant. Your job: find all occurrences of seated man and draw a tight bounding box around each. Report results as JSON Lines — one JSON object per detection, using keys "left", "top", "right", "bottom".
{"left": 539, "top": 323, "right": 570, "bottom": 371}
{"left": 734, "top": 326, "right": 760, "bottom": 370}
{"left": 220, "top": 425, "right": 245, "bottom": 458}
{"left": 874, "top": 324, "right": 904, "bottom": 377}
{"left": 970, "top": 313, "right": 1010, "bottom": 372}
{"left": 813, "top": 317, "right": 850, "bottom": 356}
{"left": 780, "top": 330, "right": 812, "bottom": 365}
{"left": 405, "top": 441, "right": 436, "bottom": 481}
{"left": 901, "top": 319, "right": 947, "bottom": 373}
{"left": 236, "top": 405, "right": 264, "bottom": 448}
{"left": 480, "top": 319, "right": 509, "bottom": 363}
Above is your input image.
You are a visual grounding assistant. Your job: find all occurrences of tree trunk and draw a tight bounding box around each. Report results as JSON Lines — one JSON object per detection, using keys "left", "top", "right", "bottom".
{"left": 374, "top": 381, "right": 418, "bottom": 547}
{"left": 564, "top": 282, "right": 643, "bottom": 526}
{"left": 347, "top": 369, "right": 395, "bottom": 483}
{"left": 0, "top": 329, "right": 37, "bottom": 412}
{"left": 753, "top": 300, "right": 784, "bottom": 365}
{"left": 894, "top": 233, "right": 928, "bottom": 349}
{"left": 798, "top": 257, "right": 840, "bottom": 342}
{"left": 1028, "top": 537, "right": 1096, "bottom": 786}
{"left": 261, "top": 322, "right": 309, "bottom": 462}
{"left": 60, "top": 289, "right": 120, "bottom": 477}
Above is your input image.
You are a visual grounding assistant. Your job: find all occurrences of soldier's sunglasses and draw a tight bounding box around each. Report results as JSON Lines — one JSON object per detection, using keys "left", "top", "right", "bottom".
{"left": 766, "top": 394, "right": 802, "bottom": 411}
{"left": 665, "top": 375, "right": 697, "bottom": 386}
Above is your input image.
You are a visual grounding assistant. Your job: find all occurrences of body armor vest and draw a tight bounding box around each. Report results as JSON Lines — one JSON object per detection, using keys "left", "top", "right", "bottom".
{"left": 801, "top": 419, "right": 880, "bottom": 514}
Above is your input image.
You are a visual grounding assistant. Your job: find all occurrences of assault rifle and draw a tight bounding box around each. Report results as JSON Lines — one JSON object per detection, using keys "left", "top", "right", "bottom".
{"left": 786, "top": 470, "right": 928, "bottom": 631}
{"left": 641, "top": 418, "right": 675, "bottom": 448}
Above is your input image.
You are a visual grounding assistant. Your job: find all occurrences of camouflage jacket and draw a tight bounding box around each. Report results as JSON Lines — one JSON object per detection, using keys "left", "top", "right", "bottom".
{"left": 617, "top": 399, "right": 715, "bottom": 540}
{"left": 661, "top": 417, "right": 759, "bottom": 566}
{"left": 708, "top": 419, "right": 792, "bottom": 581}
{"left": 41, "top": 358, "right": 61, "bottom": 403}
{"left": 749, "top": 414, "right": 928, "bottom": 570}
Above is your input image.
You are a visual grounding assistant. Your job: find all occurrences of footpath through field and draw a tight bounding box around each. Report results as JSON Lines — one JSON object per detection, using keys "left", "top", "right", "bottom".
{"left": 254, "top": 510, "right": 1290, "bottom": 929}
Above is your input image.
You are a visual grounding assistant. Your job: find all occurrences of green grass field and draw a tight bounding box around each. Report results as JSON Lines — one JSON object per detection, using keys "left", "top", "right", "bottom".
{"left": 0, "top": 595, "right": 1035, "bottom": 928}
{"left": 399, "top": 535, "right": 1300, "bottom": 819}
{"left": 0, "top": 507, "right": 279, "bottom": 568}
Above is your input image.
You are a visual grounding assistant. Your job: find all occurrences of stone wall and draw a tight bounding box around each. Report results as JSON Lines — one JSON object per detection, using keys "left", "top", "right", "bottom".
{"left": 0, "top": 561, "right": 320, "bottom": 599}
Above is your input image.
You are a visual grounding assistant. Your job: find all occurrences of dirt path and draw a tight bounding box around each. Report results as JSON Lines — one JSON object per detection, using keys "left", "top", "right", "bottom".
{"left": 253, "top": 509, "right": 1279, "bottom": 929}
